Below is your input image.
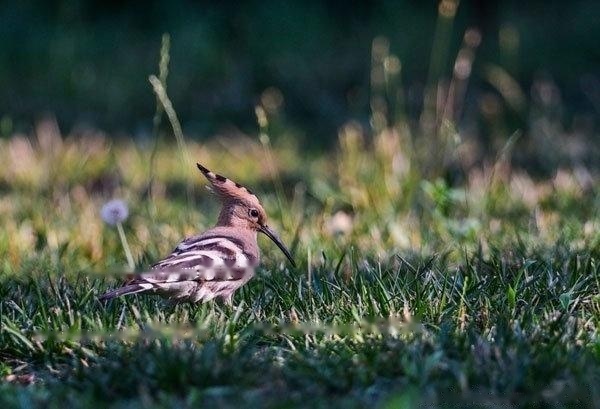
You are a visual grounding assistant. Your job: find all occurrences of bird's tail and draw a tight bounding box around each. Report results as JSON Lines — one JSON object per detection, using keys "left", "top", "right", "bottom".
{"left": 98, "top": 283, "right": 154, "bottom": 302}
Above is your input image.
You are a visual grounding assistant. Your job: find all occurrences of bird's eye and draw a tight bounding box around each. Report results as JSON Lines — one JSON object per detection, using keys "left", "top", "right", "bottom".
{"left": 249, "top": 209, "right": 259, "bottom": 219}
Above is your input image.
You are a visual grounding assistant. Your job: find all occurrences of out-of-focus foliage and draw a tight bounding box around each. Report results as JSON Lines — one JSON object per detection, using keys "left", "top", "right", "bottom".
{"left": 1, "top": 2, "right": 599, "bottom": 406}
{"left": 1, "top": 0, "right": 599, "bottom": 155}
{"left": 0, "top": 118, "right": 598, "bottom": 407}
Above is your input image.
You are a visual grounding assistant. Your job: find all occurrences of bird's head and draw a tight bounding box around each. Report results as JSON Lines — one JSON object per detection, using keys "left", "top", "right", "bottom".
{"left": 197, "top": 163, "right": 296, "bottom": 267}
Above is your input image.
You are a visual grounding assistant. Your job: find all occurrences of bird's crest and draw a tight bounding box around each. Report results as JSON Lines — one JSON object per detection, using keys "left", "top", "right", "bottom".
{"left": 197, "top": 163, "right": 259, "bottom": 206}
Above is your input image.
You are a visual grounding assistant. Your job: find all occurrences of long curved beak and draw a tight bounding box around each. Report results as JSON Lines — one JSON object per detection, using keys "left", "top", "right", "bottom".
{"left": 259, "top": 225, "right": 296, "bottom": 268}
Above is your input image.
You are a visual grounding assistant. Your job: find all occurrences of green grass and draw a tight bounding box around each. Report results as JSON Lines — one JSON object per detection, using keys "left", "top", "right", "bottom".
{"left": 1, "top": 23, "right": 599, "bottom": 407}
{"left": 0, "top": 123, "right": 598, "bottom": 408}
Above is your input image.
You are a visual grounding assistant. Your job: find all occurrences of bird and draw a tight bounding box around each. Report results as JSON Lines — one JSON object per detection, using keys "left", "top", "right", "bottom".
{"left": 99, "top": 163, "right": 296, "bottom": 304}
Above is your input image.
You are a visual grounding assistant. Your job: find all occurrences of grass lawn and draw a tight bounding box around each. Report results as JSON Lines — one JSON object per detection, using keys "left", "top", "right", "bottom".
{"left": 0, "top": 120, "right": 598, "bottom": 408}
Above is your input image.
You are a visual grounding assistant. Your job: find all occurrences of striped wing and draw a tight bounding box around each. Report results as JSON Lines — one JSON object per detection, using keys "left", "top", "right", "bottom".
{"left": 100, "top": 236, "right": 257, "bottom": 303}
{"left": 153, "top": 235, "right": 257, "bottom": 272}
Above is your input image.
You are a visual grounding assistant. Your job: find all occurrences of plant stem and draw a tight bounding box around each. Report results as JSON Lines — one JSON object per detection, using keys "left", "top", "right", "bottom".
{"left": 116, "top": 222, "right": 135, "bottom": 271}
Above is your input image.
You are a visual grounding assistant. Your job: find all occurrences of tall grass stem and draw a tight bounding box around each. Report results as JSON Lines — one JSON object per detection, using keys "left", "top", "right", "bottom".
{"left": 116, "top": 222, "right": 135, "bottom": 272}
{"left": 149, "top": 74, "right": 194, "bottom": 208}
{"left": 147, "top": 34, "right": 171, "bottom": 214}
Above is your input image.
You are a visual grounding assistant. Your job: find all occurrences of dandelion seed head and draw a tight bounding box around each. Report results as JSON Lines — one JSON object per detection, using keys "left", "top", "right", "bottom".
{"left": 101, "top": 199, "right": 129, "bottom": 225}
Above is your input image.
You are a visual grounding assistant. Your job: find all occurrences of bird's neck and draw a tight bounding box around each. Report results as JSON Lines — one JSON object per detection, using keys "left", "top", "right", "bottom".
{"left": 216, "top": 207, "right": 254, "bottom": 232}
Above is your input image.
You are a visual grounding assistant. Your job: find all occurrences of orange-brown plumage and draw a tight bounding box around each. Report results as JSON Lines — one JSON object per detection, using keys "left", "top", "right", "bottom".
{"left": 99, "top": 163, "right": 295, "bottom": 304}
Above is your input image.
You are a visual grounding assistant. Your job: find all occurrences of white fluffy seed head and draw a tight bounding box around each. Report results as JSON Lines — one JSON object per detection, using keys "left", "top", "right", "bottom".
{"left": 101, "top": 199, "right": 129, "bottom": 225}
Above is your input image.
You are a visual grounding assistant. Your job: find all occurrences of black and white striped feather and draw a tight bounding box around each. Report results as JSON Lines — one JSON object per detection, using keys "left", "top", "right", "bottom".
{"left": 99, "top": 234, "right": 258, "bottom": 303}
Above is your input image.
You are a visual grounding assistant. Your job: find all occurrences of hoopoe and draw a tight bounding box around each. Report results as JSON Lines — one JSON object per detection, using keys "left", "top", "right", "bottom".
{"left": 99, "top": 163, "right": 295, "bottom": 304}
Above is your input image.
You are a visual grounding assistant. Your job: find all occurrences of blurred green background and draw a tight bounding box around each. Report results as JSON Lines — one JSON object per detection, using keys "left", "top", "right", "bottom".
{"left": 1, "top": 3, "right": 600, "bottom": 405}
{"left": 1, "top": 1, "right": 599, "bottom": 160}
